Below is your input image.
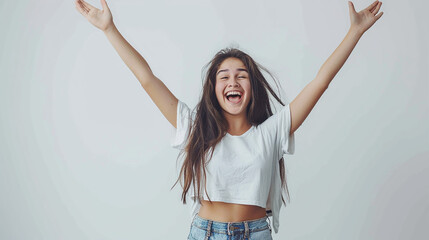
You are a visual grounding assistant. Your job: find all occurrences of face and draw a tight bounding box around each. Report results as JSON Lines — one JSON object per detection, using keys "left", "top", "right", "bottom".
{"left": 215, "top": 57, "right": 252, "bottom": 118}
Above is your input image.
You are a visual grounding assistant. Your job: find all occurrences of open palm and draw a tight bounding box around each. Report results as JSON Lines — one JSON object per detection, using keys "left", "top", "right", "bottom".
{"left": 75, "top": 0, "right": 114, "bottom": 32}
{"left": 349, "top": 0, "right": 384, "bottom": 34}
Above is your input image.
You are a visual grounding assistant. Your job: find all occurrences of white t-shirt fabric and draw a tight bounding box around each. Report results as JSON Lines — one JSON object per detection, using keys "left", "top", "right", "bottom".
{"left": 170, "top": 99, "right": 295, "bottom": 234}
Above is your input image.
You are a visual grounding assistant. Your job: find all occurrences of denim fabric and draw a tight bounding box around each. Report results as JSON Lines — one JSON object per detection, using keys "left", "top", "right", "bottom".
{"left": 187, "top": 214, "right": 273, "bottom": 240}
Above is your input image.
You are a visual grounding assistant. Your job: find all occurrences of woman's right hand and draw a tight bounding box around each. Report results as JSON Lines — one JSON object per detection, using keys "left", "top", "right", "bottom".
{"left": 75, "top": 0, "right": 114, "bottom": 32}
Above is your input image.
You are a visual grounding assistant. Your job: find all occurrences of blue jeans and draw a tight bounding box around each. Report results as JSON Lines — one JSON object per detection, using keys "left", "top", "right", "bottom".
{"left": 187, "top": 214, "right": 273, "bottom": 240}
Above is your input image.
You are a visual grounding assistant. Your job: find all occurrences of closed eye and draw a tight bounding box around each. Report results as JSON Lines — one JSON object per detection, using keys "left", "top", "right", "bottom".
{"left": 221, "top": 76, "right": 246, "bottom": 79}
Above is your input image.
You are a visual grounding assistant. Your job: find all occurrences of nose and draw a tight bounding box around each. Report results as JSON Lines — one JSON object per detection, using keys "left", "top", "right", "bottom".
{"left": 228, "top": 79, "right": 240, "bottom": 87}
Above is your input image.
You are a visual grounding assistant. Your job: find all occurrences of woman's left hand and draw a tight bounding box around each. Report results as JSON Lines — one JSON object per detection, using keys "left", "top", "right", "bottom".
{"left": 348, "top": 0, "right": 384, "bottom": 35}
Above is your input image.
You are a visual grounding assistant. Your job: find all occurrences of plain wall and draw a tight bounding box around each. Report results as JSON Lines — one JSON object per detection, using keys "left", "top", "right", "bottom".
{"left": 0, "top": 0, "right": 428, "bottom": 239}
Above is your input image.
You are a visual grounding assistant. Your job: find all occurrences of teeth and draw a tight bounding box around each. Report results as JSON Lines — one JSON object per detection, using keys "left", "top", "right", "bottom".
{"left": 225, "top": 91, "right": 242, "bottom": 97}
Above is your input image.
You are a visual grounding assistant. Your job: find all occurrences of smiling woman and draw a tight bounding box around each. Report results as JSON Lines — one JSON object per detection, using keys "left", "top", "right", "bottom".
{"left": 215, "top": 57, "right": 253, "bottom": 129}
{"left": 74, "top": 0, "right": 384, "bottom": 238}
{"left": 170, "top": 47, "right": 295, "bottom": 239}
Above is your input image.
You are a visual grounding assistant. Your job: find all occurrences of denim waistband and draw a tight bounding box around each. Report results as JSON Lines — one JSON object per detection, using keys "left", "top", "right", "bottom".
{"left": 192, "top": 214, "right": 271, "bottom": 235}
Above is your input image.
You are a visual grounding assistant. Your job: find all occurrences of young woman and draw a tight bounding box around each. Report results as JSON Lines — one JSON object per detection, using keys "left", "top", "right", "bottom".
{"left": 75, "top": 0, "right": 383, "bottom": 239}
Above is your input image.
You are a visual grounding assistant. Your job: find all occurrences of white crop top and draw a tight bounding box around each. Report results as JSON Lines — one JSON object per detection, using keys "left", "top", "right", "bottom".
{"left": 170, "top": 99, "right": 295, "bottom": 234}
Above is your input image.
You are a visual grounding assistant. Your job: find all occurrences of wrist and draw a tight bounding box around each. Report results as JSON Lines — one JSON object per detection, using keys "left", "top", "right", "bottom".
{"left": 103, "top": 23, "right": 117, "bottom": 35}
{"left": 348, "top": 26, "right": 364, "bottom": 38}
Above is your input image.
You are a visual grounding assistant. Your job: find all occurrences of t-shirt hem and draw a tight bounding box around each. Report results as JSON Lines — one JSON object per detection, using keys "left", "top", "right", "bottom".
{"left": 194, "top": 195, "right": 267, "bottom": 209}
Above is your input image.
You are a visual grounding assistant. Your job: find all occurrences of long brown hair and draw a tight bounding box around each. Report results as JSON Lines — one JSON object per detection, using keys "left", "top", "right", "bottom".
{"left": 171, "top": 47, "right": 291, "bottom": 207}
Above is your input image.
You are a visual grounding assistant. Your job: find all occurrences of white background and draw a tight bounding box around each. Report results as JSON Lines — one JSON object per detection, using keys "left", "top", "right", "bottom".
{"left": 0, "top": 0, "right": 428, "bottom": 239}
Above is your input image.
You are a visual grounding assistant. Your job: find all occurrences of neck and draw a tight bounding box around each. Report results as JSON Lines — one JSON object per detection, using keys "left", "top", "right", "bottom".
{"left": 223, "top": 112, "right": 251, "bottom": 135}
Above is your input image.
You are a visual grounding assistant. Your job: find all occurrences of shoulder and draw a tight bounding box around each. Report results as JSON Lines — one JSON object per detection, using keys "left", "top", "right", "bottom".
{"left": 258, "top": 104, "right": 290, "bottom": 130}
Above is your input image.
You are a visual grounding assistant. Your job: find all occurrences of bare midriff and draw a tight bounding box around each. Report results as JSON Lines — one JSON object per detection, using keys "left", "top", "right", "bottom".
{"left": 197, "top": 200, "right": 267, "bottom": 222}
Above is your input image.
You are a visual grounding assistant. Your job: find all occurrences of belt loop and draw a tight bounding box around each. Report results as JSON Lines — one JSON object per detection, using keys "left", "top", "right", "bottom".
{"left": 244, "top": 221, "right": 249, "bottom": 239}
{"left": 266, "top": 215, "right": 272, "bottom": 233}
{"left": 227, "top": 222, "right": 231, "bottom": 235}
{"left": 204, "top": 220, "right": 212, "bottom": 240}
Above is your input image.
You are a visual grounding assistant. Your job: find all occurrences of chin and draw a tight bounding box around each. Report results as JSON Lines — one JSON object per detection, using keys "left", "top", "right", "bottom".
{"left": 223, "top": 104, "right": 249, "bottom": 116}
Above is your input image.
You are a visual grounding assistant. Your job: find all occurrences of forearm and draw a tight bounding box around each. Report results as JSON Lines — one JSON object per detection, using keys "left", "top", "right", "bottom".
{"left": 104, "top": 25, "right": 154, "bottom": 86}
{"left": 315, "top": 27, "right": 363, "bottom": 87}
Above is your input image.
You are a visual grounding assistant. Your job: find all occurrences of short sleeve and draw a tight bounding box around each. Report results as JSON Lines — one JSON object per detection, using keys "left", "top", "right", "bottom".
{"left": 170, "top": 100, "right": 194, "bottom": 150}
{"left": 279, "top": 104, "right": 295, "bottom": 155}
{"left": 260, "top": 103, "right": 295, "bottom": 157}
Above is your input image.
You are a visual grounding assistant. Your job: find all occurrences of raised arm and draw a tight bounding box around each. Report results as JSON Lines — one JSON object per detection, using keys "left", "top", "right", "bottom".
{"left": 289, "top": 1, "right": 383, "bottom": 135}
{"left": 75, "top": 0, "right": 179, "bottom": 128}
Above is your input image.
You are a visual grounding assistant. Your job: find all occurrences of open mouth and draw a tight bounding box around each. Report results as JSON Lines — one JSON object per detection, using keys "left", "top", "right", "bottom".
{"left": 225, "top": 92, "right": 243, "bottom": 104}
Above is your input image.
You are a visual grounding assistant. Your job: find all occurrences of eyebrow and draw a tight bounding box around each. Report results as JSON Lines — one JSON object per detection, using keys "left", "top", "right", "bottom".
{"left": 216, "top": 68, "right": 248, "bottom": 75}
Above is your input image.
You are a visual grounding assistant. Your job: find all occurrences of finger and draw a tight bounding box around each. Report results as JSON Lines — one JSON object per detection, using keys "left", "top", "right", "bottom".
{"left": 75, "top": 0, "right": 89, "bottom": 15}
{"left": 79, "top": 0, "right": 97, "bottom": 12}
{"left": 365, "top": 0, "right": 379, "bottom": 11}
{"left": 371, "top": 2, "right": 382, "bottom": 15}
{"left": 76, "top": 0, "right": 89, "bottom": 13}
{"left": 375, "top": 11, "right": 384, "bottom": 21}
{"left": 370, "top": 1, "right": 381, "bottom": 13}
{"left": 348, "top": 1, "right": 356, "bottom": 14}
{"left": 101, "top": 0, "right": 110, "bottom": 11}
